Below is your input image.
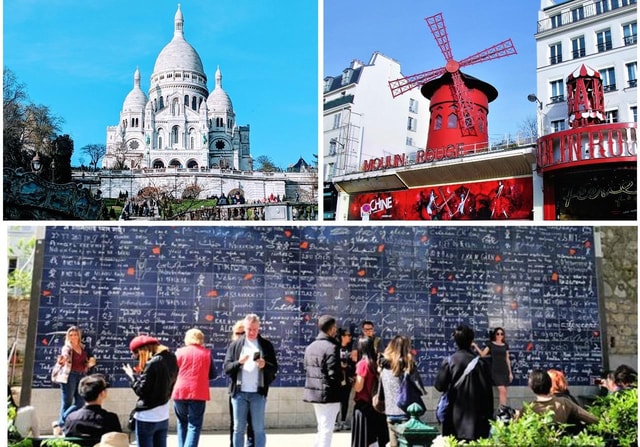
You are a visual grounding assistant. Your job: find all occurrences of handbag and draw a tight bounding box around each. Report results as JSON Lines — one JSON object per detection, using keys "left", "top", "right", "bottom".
{"left": 372, "top": 376, "right": 385, "bottom": 413}
{"left": 436, "top": 356, "right": 480, "bottom": 423}
{"left": 397, "top": 371, "right": 425, "bottom": 413}
{"left": 51, "top": 361, "right": 71, "bottom": 384}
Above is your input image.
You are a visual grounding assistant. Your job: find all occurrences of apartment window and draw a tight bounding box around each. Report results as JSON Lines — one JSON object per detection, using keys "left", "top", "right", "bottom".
{"left": 550, "top": 14, "right": 562, "bottom": 28}
{"left": 627, "top": 62, "right": 637, "bottom": 87}
{"left": 407, "top": 116, "right": 417, "bottom": 131}
{"left": 601, "top": 67, "right": 617, "bottom": 92}
{"left": 623, "top": 22, "right": 637, "bottom": 45}
{"left": 328, "top": 140, "right": 337, "bottom": 156}
{"left": 550, "top": 79, "right": 565, "bottom": 103}
{"left": 596, "top": 29, "right": 613, "bottom": 52}
{"left": 341, "top": 69, "right": 352, "bottom": 86}
{"left": 611, "top": 0, "right": 620, "bottom": 8}
{"left": 333, "top": 112, "right": 341, "bottom": 130}
{"left": 409, "top": 98, "right": 418, "bottom": 113}
{"left": 550, "top": 43, "right": 562, "bottom": 64}
{"left": 572, "top": 36, "right": 586, "bottom": 58}
{"left": 551, "top": 119, "right": 566, "bottom": 132}
{"left": 631, "top": 106, "right": 637, "bottom": 123}
{"left": 595, "top": 0, "right": 609, "bottom": 14}
{"left": 406, "top": 137, "right": 414, "bottom": 146}
{"left": 323, "top": 77, "right": 332, "bottom": 93}
{"left": 605, "top": 110, "right": 619, "bottom": 123}
{"left": 571, "top": 7, "right": 584, "bottom": 22}
{"left": 8, "top": 257, "right": 17, "bottom": 275}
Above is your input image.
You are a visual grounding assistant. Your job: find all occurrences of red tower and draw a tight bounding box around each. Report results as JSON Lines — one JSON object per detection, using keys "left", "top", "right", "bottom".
{"left": 566, "top": 64, "right": 605, "bottom": 128}
{"left": 389, "top": 13, "right": 516, "bottom": 151}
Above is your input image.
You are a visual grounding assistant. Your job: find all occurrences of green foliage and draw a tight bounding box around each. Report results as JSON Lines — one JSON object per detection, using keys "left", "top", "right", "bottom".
{"left": 587, "top": 389, "right": 638, "bottom": 447}
{"left": 40, "top": 440, "right": 82, "bottom": 447}
{"left": 7, "top": 237, "right": 36, "bottom": 299}
{"left": 445, "top": 405, "right": 605, "bottom": 447}
{"left": 8, "top": 396, "right": 33, "bottom": 447}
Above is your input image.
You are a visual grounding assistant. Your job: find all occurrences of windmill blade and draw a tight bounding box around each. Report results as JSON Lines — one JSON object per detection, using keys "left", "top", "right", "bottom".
{"left": 450, "top": 70, "right": 476, "bottom": 132}
{"left": 389, "top": 66, "right": 446, "bottom": 98}
{"left": 458, "top": 38, "right": 517, "bottom": 68}
{"left": 425, "top": 13, "right": 453, "bottom": 61}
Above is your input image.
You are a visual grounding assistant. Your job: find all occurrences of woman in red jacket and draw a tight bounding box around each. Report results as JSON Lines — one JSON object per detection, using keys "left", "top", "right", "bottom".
{"left": 172, "top": 328, "right": 215, "bottom": 447}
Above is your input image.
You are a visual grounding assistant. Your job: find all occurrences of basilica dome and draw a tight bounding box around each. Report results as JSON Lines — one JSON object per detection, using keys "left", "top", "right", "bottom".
{"left": 122, "top": 68, "right": 148, "bottom": 112}
{"left": 152, "top": 5, "right": 205, "bottom": 76}
{"left": 207, "top": 67, "right": 233, "bottom": 112}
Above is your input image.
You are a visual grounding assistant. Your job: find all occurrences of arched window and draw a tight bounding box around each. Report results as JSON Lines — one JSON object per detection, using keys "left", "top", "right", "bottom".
{"left": 184, "top": 95, "right": 189, "bottom": 105}
{"left": 158, "top": 136, "right": 163, "bottom": 149}
{"left": 192, "top": 97, "right": 197, "bottom": 110}
{"left": 172, "top": 98, "right": 180, "bottom": 116}
{"left": 172, "top": 126, "right": 179, "bottom": 145}
{"left": 159, "top": 97, "right": 164, "bottom": 109}
{"left": 434, "top": 115, "right": 442, "bottom": 130}
{"left": 447, "top": 113, "right": 458, "bottom": 129}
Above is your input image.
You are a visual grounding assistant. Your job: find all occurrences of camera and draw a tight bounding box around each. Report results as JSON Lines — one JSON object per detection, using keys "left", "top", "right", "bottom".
{"left": 253, "top": 352, "right": 261, "bottom": 361}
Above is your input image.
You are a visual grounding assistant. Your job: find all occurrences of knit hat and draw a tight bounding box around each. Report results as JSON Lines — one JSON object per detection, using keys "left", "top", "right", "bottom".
{"left": 93, "top": 432, "right": 129, "bottom": 447}
{"left": 129, "top": 335, "right": 159, "bottom": 352}
{"left": 318, "top": 315, "right": 336, "bottom": 333}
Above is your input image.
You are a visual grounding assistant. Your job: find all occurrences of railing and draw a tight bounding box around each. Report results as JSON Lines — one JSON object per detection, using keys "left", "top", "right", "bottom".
{"left": 537, "top": 0, "right": 636, "bottom": 33}
{"left": 172, "top": 202, "right": 318, "bottom": 221}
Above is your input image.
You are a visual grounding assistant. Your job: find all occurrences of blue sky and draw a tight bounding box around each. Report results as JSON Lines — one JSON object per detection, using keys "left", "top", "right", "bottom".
{"left": 4, "top": 1, "right": 318, "bottom": 169}
{"left": 323, "top": 0, "right": 543, "bottom": 143}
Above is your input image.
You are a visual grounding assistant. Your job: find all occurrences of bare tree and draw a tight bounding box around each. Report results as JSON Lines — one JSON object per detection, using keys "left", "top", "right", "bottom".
{"left": 3, "top": 68, "right": 64, "bottom": 170}
{"left": 81, "top": 143, "right": 106, "bottom": 171}
{"left": 519, "top": 115, "right": 538, "bottom": 141}
{"left": 255, "top": 155, "right": 279, "bottom": 172}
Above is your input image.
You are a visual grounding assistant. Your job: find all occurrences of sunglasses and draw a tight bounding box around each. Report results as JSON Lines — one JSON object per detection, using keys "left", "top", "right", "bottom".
{"left": 496, "top": 332, "right": 504, "bottom": 336}
{"left": 235, "top": 332, "right": 245, "bottom": 336}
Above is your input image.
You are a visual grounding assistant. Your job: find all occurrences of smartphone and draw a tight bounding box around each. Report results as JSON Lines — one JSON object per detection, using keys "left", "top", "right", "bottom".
{"left": 253, "top": 352, "right": 260, "bottom": 361}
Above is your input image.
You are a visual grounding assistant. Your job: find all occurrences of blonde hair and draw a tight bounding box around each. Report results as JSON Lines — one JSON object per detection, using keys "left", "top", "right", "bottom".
{"left": 231, "top": 320, "right": 245, "bottom": 341}
{"left": 65, "top": 326, "right": 82, "bottom": 345}
{"left": 184, "top": 328, "right": 205, "bottom": 346}
{"left": 383, "top": 335, "right": 415, "bottom": 376}
{"left": 548, "top": 369, "right": 569, "bottom": 394}
{"left": 134, "top": 342, "right": 168, "bottom": 372}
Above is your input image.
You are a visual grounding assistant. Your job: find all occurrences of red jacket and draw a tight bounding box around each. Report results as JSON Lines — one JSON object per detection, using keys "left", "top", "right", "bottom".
{"left": 171, "top": 344, "right": 213, "bottom": 401}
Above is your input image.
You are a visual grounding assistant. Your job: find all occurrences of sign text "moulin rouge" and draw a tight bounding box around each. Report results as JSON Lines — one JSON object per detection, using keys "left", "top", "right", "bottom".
{"left": 362, "top": 143, "right": 464, "bottom": 172}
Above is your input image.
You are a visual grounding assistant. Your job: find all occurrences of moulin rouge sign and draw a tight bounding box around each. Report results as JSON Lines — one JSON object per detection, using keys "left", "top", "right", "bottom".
{"left": 362, "top": 143, "right": 465, "bottom": 171}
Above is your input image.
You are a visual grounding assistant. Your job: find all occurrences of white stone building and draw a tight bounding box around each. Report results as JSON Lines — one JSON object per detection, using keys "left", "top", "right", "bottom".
{"left": 104, "top": 5, "right": 252, "bottom": 171}
{"left": 534, "top": 0, "right": 637, "bottom": 134}
{"left": 322, "top": 52, "right": 430, "bottom": 181}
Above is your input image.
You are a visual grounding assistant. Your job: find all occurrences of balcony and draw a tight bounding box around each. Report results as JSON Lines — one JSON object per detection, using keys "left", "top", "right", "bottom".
{"left": 572, "top": 48, "right": 586, "bottom": 59}
{"left": 550, "top": 95, "right": 565, "bottom": 104}
{"left": 597, "top": 40, "right": 613, "bottom": 52}
{"left": 624, "top": 34, "right": 638, "bottom": 45}
{"left": 537, "top": 0, "right": 636, "bottom": 33}
{"left": 603, "top": 83, "right": 617, "bottom": 92}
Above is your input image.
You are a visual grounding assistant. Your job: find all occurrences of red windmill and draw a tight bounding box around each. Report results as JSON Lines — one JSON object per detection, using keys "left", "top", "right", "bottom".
{"left": 389, "top": 13, "right": 517, "bottom": 140}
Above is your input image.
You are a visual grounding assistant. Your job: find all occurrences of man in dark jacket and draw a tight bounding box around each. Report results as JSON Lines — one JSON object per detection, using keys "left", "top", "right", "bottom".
{"left": 63, "top": 374, "right": 122, "bottom": 440}
{"left": 303, "top": 314, "right": 342, "bottom": 447}
{"left": 435, "top": 325, "right": 493, "bottom": 442}
{"left": 224, "top": 313, "right": 278, "bottom": 447}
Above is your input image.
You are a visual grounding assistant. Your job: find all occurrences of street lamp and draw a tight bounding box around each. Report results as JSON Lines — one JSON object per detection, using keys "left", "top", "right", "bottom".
{"left": 528, "top": 94, "right": 544, "bottom": 139}
{"left": 527, "top": 93, "right": 543, "bottom": 110}
{"left": 31, "top": 153, "right": 42, "bottom": 174}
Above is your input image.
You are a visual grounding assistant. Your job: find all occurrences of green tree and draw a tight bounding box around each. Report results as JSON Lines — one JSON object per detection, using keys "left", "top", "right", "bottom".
{"left": 7, "top": 237, "right": 36, "bottom": 299}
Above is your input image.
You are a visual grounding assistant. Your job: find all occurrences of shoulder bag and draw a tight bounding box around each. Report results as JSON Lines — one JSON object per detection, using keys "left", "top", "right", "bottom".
{"left": 436, "top": 356, "right": 479, "bottom": 423}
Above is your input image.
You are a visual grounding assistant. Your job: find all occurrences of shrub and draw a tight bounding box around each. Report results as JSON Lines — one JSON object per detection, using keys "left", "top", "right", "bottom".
{"left": 440, "top": 404, "right": 605, "bottom": 447}
{"left": 587, "top": 388, "right": 638, "bottom": 447}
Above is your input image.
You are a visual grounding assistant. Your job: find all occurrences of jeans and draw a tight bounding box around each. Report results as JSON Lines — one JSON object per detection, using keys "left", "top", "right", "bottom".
{"left": 312, "top": 402, "right": 341, "bottom": 447}
{"left": 174, "top": 400, "right": 206, "bottom": 447}
{"left": 58, "top": 371, "right": 84, "bottom": 425}
{"left": 231, "top": 392, "right": 266, "bottom": 447}
{"left": 136, "top": 419, "right": 169, "bottom": 447}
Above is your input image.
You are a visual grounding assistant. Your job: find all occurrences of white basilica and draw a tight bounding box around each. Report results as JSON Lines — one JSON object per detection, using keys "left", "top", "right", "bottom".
{"left": 104, "top": 5, "right": 252, "bottom": 171}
